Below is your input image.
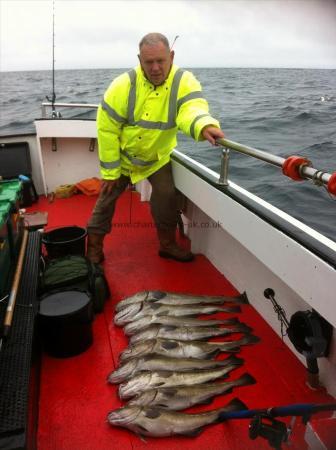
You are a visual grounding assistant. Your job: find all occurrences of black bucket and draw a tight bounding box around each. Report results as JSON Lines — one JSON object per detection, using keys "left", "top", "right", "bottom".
{"left": 42, "top": 226, "right": 87, "bottom": 259}
{"left": 38, "top": 290, "right": 94, "bottom": 358}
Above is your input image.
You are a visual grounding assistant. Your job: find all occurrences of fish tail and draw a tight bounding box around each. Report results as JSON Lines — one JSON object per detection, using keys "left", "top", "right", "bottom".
{"left": 222, "top": 305, "right": 242, "bottom": 313}
{"left": 234, "top": 323, "right": 253, "bottom": 334}
{"left": 217, "top": 341, "right": 241, "bottom": 352}
{"left": 223, "top": 317, "right": 240, "bottom": 325}
{"left": 216, "top": 398, "right": 248, "bottom": 422}
{"left": 234, "top": 372, "right": 257, "bottom": 387}
{"left": 219, "top": 293, "right": 249, "bottom": 305}
{"left": 240, "top": 334, "right": 261, "bottom": 346}
{"left": 233, "top": 292, "right": 249, "bottom": 304}
{"left": 224, "top": 355, "right": 244, "bottom": 366}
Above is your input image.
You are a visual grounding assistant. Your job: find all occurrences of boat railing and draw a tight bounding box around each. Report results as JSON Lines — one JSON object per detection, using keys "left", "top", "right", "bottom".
{"left": 41, "top": 102, "right": 98, "bottom": 118}
{"left": 216, "top": 138, "right": 335, "bottom": 195}
{"left": 40, "top": 102, "right": 335, "bottom": 195}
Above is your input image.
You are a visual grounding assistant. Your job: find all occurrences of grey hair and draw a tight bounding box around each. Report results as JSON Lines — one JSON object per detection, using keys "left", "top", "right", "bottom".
{"left": 139, "top": 33, "right": 170, "bottom": 51}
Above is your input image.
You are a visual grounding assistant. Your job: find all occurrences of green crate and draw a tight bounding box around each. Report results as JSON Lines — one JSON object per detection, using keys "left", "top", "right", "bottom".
{"left": 0, "top": 202, "right": 10, "bottom": 228}
{"left": 0, "top": 180, "right": 22, "bottom": 205}
{"left": 0, "top": 180, "right": 23, "bottom": 258}
{"left": 0, "top": 202, "right": 12, "bottom": 298}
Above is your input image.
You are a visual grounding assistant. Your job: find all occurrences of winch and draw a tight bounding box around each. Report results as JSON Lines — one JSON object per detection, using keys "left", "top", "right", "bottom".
{"left": 264, "top": 288, "right": 333, "bottom": 388}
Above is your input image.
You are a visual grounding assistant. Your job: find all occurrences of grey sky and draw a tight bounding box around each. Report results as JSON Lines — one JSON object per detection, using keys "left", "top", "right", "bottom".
{"left": 1, "top": 0, "right": 335, "bottom": 71}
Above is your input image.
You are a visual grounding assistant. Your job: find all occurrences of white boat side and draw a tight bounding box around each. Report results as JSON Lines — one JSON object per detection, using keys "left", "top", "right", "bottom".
{"left": 1, "top": 117, "right": 335, "bottom": 397}
{"left": 170, "top": 153, "right": 336, "bottom": 397}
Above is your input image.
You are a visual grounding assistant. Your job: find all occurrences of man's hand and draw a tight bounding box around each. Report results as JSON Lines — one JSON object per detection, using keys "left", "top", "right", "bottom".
{"left": 202, "top": 126, "right": 225, "bottom": 145}
{"left": 101, "top": 179, "right": 119, "bottom": 195}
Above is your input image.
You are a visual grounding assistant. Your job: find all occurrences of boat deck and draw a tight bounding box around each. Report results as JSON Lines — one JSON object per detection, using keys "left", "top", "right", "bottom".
{"left": 30, "top": 190, "right": 334, "bottom": 450}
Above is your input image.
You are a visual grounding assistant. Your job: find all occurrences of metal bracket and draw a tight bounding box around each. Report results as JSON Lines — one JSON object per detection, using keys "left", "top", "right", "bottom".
{"left": 311, "top": 170, "right": 326, "bottom": 187}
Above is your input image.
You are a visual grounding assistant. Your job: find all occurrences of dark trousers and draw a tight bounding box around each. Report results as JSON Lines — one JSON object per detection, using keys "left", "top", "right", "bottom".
{"left": 87, "top": 162, "right": 178, "bottom": 235}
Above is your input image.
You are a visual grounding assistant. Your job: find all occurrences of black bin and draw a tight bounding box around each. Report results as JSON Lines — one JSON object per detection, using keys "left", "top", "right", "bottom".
{"left": 38, "top": 290, "right": 94, "bottom": 358}
{"left": 42, "top": 226, "right": 87, "bottom": 259}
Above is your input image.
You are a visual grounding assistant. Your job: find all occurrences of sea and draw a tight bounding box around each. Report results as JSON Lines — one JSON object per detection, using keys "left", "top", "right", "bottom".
{"left": 0, "top": 67, "right": 335, "bottom": 242}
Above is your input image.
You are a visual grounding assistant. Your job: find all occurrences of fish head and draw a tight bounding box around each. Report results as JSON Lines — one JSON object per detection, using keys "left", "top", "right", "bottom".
{"left": 119, "top": 373, "right": 152, "bottom": 399}
{"left": 119, "top": 340, "right": 155, "bottom": 362}
{"left": 107, "top": 405, "right": 142, "bottom": 426}
{"left": 114, "top": 303, "right": 143, "bottom": 326}
{"left": 128, "top": 291, "right": 148, "bottom": 302}
{"left": 124, "top": 317, "right": 149, "bottom": 335}
{"left": 130, "top": 326, "right": 158, "bottom": 345}
{"left": 128, "top": 389, "right": 158, "bottom": 407}
{"left": 115, "top": 291, "right": 148, "bottom": 312}
{"left": 107, "top": 359, "right": 138, "bottom": 383}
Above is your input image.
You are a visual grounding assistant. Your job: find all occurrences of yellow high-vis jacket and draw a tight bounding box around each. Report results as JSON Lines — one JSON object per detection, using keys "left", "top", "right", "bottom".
{"left": 97, "top": 64, "right": 220, "bottom": 184}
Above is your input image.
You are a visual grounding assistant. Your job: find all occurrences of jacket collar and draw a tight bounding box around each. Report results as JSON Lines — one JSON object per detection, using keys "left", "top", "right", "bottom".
{"left": 136, "top": 64, "right": 179, "bottom": 88}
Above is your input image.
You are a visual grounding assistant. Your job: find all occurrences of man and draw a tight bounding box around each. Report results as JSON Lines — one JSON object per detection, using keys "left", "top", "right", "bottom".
{"left": 87, "top": 32, "right": 224, "bottom": 264}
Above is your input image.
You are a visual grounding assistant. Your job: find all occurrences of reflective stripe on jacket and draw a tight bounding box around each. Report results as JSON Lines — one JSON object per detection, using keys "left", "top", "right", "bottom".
{"left": 97, "top": 64, "right": 220, "bottom": 183}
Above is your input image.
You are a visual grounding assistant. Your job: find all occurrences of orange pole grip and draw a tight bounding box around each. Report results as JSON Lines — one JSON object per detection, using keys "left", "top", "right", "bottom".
{"left": 327, "top": 172, "right": 336, "bottom": 196}
{"left": 282, "top": 156, "right": 311, "bottom": 181}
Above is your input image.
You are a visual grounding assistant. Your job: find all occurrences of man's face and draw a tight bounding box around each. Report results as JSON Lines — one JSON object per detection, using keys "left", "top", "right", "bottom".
{"left": 139, "top": 42, "right": 174, "bottom": 86}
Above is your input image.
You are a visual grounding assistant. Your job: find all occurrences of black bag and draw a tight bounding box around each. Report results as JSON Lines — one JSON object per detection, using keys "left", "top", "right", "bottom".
{"left": 39, "top": 255, "right": 110, "bottom": 313}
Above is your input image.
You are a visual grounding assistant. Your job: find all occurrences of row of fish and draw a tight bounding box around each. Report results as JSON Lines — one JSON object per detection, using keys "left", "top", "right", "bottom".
{"left": 107, "top": 291, "right": 258, "bottom": 437}
{"left": 114, "top": 290, "right": 249, "bottom": 312}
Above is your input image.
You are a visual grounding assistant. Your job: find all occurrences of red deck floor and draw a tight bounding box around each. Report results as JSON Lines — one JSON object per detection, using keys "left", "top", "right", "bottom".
{"left": 30, "top": 190, "right": 335, "bottom": 450}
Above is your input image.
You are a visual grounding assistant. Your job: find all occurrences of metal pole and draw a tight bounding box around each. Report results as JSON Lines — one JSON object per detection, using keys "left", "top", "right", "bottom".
{"left": 217, "top": 138, "right": 284, "bottom": 167}
{"left": 218, "top": 148, "right": 230, "bottom": 186}
{"left": 216, "top": 138, "right": 332, "bottom": 186}
{"left": 41, "top": 102, "right": 98, "bottom": 109}
{"left": 41, "top": 102, "right": 98, "bottom": 118}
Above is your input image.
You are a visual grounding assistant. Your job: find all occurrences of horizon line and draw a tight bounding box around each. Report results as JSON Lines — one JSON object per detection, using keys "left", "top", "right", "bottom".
{"left": 1, "top": 66, "right": 336, "bottom": 73}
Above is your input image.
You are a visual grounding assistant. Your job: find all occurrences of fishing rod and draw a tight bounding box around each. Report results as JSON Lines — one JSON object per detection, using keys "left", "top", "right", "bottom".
{"left": 220, "top": 401, "right": 336, "bottom": 450}
{"left": 46, "top": 0, "right": 59, "bottom": 118}
{"left": 0, "top": 229, "right": 29, "bottom": 352}
{"left": 170, "top": 35, "right": 179, "bottom": 51}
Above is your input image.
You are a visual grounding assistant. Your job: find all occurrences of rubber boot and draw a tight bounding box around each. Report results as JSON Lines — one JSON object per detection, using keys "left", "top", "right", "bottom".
{"left": 86, "top": 233, "right": 105, "bottom": 264}
{"left": 157, "top": 228, "right": 194, "bottom": 262}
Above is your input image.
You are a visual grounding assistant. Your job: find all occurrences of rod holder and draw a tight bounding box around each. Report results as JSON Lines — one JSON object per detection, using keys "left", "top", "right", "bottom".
{"left": 51, "top": 137, "right": 57, "bottom": 152}
{"left": 89, "top": 138, "right": 96, "bottom": 152}
{"left": 218, "top": 147, "right": 230, "bottom": 185}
